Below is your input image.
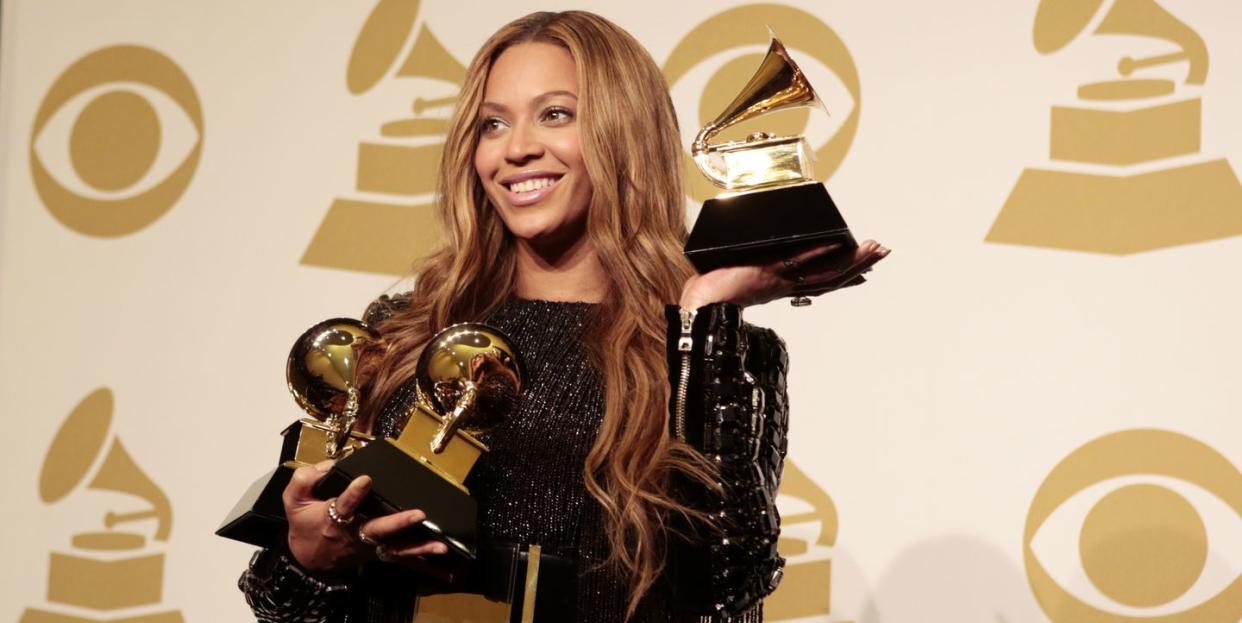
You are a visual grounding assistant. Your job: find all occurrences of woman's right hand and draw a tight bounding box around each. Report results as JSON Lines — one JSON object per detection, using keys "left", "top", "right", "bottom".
{"left": 283, "top": 460, "right": 450, "bottom": 576}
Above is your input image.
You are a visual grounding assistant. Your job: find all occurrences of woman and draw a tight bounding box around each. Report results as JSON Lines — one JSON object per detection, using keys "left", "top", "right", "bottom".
{"left": 240, "top": 10, "right": 887, "bottom": 622}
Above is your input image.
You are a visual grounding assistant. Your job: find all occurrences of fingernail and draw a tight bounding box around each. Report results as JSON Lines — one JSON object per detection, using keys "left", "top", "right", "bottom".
{"left": 436, "top": 543, "right": 449, "bottom": 554}
{"left": 410, "top": 510, "right": 426, "bottom": 524}
{"left": 356, "top": 475, "right": 372, "bottom": 488}
{"left": 315, "top": 460, "right": 334, "bottom": 472}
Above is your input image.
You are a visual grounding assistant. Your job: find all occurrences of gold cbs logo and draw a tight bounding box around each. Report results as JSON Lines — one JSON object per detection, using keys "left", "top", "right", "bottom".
{"left": 1025, "top": 429, "right": 1242, "bottom": 622}
{"left": 29, "top": 46, "right": 203, "bottom": 238}
{"left": 21, "top": 388, "right": 183, "bottom": 623}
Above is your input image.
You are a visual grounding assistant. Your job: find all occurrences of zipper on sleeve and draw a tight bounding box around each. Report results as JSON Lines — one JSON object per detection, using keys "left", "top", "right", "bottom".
{"left": 674, "top": 308, "right": 697, "bottom": 440}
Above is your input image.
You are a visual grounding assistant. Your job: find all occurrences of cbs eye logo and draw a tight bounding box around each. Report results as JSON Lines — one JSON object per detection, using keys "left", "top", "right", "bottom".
{"left": 1025, "top": 429, "right": 1242, "bottom": 622}
{"left": 29, "top": 45, "right": 203, "bottom": 238}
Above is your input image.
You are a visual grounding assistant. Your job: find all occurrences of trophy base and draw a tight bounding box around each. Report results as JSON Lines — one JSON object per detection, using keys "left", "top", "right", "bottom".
{"left": 314, "top": 439, "right": 479, "bottom": 559}
{"left": 216, "top": 420, "right": 353, "bottom": 547}
{"left": 215, "top": 464, "right": 296, "bottom": 547}
{"left": 685, "top": 182, "right": 857, "bottom": 274}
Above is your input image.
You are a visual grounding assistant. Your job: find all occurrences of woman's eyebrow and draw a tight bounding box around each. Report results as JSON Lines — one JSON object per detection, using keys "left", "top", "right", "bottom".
{"left": 480, "top": 90, "right": 579, "bottom": 113}
{"left": 534, "top": 90, "right": 578, "bottom": 104}
{"left": 479, "top": 101, "right": 509, "bottom": 114}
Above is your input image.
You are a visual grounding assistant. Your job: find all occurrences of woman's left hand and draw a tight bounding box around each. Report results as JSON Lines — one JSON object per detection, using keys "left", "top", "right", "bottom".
{"left": 678, "top": 239, "right": 890, "bottom": 310}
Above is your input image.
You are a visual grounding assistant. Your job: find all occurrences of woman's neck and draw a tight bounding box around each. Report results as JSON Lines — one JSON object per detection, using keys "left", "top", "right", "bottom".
{"left": 513, "top": 235, "right": 607, "bottom": 303}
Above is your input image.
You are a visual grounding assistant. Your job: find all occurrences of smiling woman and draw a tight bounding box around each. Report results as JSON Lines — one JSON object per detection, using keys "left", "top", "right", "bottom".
{"left": 238, "top": 10, "right": 885, "bottom": 623}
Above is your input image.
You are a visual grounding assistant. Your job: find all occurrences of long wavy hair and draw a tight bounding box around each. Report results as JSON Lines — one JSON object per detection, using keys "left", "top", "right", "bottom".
{"left": 355, "top": 11, "right": 711, "bottom": 616}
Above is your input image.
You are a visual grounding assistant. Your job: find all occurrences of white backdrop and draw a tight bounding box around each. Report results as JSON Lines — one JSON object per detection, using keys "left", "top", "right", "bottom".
{"left": 3, "top": 1, "right": 1241, "bottom": 621}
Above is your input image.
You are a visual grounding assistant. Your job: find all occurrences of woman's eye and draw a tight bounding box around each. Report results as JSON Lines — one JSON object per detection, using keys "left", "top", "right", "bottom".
{"left": 543, "top": 107, "right": 574, "bottom": 124}
{"left": 480, "top": 117, "right": 505, "bottom": 135}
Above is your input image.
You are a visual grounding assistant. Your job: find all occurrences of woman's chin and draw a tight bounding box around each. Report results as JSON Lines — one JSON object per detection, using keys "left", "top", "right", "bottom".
{"left": 511, "top": 226, "right": 590, "bottom": 256}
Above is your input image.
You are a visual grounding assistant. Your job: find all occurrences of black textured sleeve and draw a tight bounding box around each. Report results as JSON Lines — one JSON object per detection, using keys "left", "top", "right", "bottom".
{"left": 664, "top": 303, "right": 788, "bottom": 618}
{"left": 237, "top": 547, "right": 353, "bottom": 623}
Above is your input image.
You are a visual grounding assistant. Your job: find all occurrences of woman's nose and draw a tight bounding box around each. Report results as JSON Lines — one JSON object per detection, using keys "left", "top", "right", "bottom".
{"left": 505, "top": 122, "right": 544, "bottom": 163}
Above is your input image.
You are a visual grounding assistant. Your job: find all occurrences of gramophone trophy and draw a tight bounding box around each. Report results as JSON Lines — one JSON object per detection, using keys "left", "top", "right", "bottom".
{"left": 311, "top": 322, "right": 523, "bottom": 559}
{"left": 685, "top": 36, "right": 860, "bottom": 295}
{"left": 217, "top": 319, "right": 378, "bottom": 547}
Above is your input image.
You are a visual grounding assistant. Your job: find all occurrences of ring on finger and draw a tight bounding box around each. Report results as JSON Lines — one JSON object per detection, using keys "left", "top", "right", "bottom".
{"left": 782, "top": 258, "right": 799, "bottom": 270}
{"left": 376, "top": 546, "right": 395, "bottom": 563}
{"left": 357, "top": 529, "right": 379, "bottom": 547}
{"left": 326, "top": 499, "right": 354, "bottom": 527}
{"left": 791, "top": 296, "right": 813, "bottom": 307}
{"left": 794, "top": 274, "right": 806, "bottom": 284}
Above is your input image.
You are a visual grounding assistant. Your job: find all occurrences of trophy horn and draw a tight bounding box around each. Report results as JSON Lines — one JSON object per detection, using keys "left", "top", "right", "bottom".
{"left": 692, "top": 35, "right": 827, "bottom": 159}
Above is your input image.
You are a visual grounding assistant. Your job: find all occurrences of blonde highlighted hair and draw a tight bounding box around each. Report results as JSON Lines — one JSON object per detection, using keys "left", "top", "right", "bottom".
{"left": 357, "top": 11, "right": 709, "bottom": 615}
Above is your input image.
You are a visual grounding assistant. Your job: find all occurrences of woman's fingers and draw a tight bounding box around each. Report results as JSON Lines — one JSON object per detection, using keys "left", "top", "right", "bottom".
{"left": 332, "top": 475, "right": 371, "bottom": 520}
{"left": 790, "top": 241, "right": 888, "bottom": 294}
{"left": 381, "top": 538, "right": 451, "bottom": 558}
{"left": 282, "top": 460, "right": 333, "bottom": 509}
{"left": 776, "top": 241, "right": 843, "bottom": 271}
{"left": 358, "top": 508, "right": 428, "bottom": 542}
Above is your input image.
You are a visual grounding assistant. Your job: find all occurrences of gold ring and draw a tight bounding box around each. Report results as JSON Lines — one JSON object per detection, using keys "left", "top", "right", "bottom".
{"left": 326, "top": 499, "right": 354, "bottom": 527}
{"left": 791, "top": 296, "right": 812, "bottom": 307}
{"left": 358, "top": 529, "right": 379, "bottom": 547}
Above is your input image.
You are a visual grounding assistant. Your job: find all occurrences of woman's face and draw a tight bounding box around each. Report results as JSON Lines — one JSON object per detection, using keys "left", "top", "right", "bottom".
{"left": 475, "top": 43, "right": 592, "bottom": 250}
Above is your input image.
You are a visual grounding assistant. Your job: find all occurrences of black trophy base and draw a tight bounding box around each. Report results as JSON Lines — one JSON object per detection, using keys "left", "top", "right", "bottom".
{"left": 216, "top": 464, "right": 295, "bottom": 547}
{"left": 217, "top": 421, "right": 314, "bottom": 547}
{"left": 313, "top": 439, "right": 479, "bottom": 559}
{"left": 685, "top": 182, "right": 857, "bottom": 274}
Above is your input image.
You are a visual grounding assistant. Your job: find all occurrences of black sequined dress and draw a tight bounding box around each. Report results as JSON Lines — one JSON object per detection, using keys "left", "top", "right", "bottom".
{"left": 374, "top": 298, "right": 647, "bottom": 619}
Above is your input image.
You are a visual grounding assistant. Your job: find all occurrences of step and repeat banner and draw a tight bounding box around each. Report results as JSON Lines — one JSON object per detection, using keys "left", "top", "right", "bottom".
{"left": 2, "top": 1, "right": 1241, "bottom": 621}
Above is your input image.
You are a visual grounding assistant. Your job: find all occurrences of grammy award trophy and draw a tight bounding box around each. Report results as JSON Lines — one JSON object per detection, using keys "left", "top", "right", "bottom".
{"left": 218, "top": 320, "right": 523, "bottom": 561}
{"left": 308, "top": 322, "right": 523, "bottom": 560}
{"left": 685, "top": 36, "right": 862, "bottom": 297}
{"left": 217, "top": 319, "right": 380, "bottom": 547}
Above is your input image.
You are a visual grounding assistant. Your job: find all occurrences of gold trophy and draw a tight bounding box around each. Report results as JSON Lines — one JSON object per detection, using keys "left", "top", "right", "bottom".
{"left": 311, "top": 322, "right": 522, "bottom": 558}
{"left": 217, "top": 319, "right": 379, "bottom": 546}
{"left": 685, "top": 35, "right": 861, "bottom": 296}
{"left": 218, "top": 320, "right": 523, "bottom": 560}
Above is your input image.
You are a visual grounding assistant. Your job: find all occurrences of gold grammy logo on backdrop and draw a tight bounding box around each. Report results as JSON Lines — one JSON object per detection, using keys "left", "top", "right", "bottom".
{"left": 1025, "top": 429, "right": 1242, "bottom": 622}
{"left": 21, "top": 388, "right": 183, "bottom": 623}
{"left": 663, "top": 3, "right": 861, "bottom": 207}
{"left": 767, "top": 460, "right": 847, "bottom": 621}
{"left": 987, "top": 0, "right": 1242, "bottom": 254}
{"left": 301, "top": 0, "right": 466, "bottom": 275}
{"left": 30, "top": 46, "right": 203, "bottom": 238}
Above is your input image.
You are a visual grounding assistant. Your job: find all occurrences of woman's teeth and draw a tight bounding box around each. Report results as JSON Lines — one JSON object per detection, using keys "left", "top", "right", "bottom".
{"left": 510, "top": 177, "right": 557, "bottom": 193}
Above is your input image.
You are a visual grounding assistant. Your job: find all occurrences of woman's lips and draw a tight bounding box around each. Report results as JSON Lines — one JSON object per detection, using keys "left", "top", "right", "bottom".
{"left": 502, "top": 175, "right": 562, "bottom": 206}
